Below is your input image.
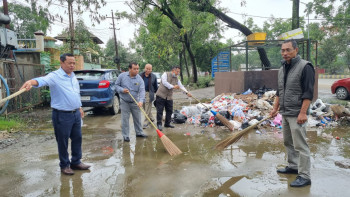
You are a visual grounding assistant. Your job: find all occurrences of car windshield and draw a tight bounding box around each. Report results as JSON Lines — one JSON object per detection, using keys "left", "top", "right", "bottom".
{"left": 75, "top": 71, "right": 105, "bottom": 80}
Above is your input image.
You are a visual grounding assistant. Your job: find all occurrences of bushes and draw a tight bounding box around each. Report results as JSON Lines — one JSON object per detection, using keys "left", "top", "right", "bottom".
{"left": 181, "top": 76, "right": 213, "bottom": 89}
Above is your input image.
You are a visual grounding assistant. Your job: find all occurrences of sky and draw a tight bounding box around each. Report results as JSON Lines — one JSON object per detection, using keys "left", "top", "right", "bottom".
{"left": 10, "top": 0, "right": 315, "bottom": 48}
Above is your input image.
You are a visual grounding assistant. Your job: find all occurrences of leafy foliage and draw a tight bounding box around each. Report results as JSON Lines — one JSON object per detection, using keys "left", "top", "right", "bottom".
{"left": 2, "top": 2, "right": 52, "bottom": 38}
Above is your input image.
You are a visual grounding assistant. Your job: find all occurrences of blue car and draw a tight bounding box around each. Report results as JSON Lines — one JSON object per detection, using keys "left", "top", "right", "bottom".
{"left": 75, "top": 69, "right": 121, "bottom": 115}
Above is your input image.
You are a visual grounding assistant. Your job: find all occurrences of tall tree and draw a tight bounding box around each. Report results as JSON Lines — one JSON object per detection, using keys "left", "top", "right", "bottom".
{"left": 127, "top": 0, "right": 221, "bottom": 82}
{"left": 189, "top": 0, "right": 272, "bottom": 69}
{"left": 105, "top": 38, "right": 142, "bottom": 70}
{"left": 47, "top": 0, "right": 107, "bottom": 53}
{"left": 2, "top": 1, "right": 52, "bottom": 38}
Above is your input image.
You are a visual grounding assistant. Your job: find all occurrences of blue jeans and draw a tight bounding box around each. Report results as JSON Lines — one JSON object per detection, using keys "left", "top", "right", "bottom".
{"left": 52, "top": 109, "right": 82, "bottom": 168}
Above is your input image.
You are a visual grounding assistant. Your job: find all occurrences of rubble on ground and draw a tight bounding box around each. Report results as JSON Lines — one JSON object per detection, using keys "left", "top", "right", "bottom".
{"left": 172, "top": 89, "right": 350, "bottom": 138}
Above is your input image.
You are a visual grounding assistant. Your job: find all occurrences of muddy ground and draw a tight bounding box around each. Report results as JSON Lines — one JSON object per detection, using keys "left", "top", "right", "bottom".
{"left": 1, "top": 79, "right": 350, "bottom": 196}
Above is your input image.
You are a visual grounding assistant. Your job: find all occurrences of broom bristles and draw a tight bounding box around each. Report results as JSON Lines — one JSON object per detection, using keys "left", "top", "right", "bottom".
{"left": 160, "top": 135, "right": 182, "bottom": 156}
{"left": 215, "top": 116, "right": 271, "bottom": 150}
{"left": 215, "top": 113, "right": 234, "bottom": 131}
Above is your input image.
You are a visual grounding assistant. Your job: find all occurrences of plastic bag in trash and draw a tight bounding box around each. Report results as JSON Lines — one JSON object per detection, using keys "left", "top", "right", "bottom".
{"left": 180, "top": 106, "right": 202, "bottom": 117}
{"left": 200, "top": 113, "right": 210, "bottom": 124}
{"left": 273, "top": 113, "right": 282, "bottom": 126}
{"left": 214, "top": 111, "right": 229, "bottom": 126}
{"left": 172, "top": 110, "right": 187, "bottom": 124}
{"left": 242, "top": 88, "right": 252, "bottom": 95}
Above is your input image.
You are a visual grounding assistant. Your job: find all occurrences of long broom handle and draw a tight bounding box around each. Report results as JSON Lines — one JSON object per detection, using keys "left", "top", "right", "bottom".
{"left": 0, "top": 88, "right": 27, "bottom": 105}
{"left": 180, "top": 89, "right": 210, "bottom": 110}
{"left": 127, "top": 91, "right": 158, "bottom": 130}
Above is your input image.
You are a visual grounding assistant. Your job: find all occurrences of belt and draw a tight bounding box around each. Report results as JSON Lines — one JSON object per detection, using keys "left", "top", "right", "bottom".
{"left": 121, "top": 99, "right": 134, "bottom": 103}
{"left": 53, "top": 108, "right": 79, "bottom": 113}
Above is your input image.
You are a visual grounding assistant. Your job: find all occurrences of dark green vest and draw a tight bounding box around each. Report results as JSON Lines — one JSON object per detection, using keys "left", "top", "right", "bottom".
{"left": 278, "top": 55, "right": 309, "bottom": 116}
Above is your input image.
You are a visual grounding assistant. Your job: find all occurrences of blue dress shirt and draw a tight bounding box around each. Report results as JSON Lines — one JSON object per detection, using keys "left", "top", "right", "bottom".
{"left": 34, "top": 67, "right": 82, "bottom": 110}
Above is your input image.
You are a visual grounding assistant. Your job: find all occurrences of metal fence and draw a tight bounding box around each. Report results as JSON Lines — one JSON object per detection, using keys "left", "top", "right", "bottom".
{"left": 213, "top": 39, "right": 318, "bottom": 73}
{"left": 0, "top": 60, "right": 46, "bottom": 114}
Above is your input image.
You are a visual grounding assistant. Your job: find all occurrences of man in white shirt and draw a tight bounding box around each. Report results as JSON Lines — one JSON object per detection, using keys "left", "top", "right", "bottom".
{"left": 155, "top": 66, "right": 192, "bottom": 131}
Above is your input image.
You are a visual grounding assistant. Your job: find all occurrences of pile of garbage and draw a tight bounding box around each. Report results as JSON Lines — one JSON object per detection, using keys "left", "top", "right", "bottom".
{"left": 172, "top": 89, "right": 349, "bottom": 131}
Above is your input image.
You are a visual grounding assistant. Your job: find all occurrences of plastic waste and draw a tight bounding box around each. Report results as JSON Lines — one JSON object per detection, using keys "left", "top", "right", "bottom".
{"left": 273, "top": 113, "right": 282, "bottom": 126}
{"left": 172, "top": 110, "right": 187, "bottom": 124}
{"left": 242, "top": 88, "right": 252, "bottom": 95}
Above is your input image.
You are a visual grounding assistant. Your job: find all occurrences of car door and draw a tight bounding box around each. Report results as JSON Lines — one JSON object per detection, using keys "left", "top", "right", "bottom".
{"left": 109, "top": 71, "right": 119, "bottom": 95}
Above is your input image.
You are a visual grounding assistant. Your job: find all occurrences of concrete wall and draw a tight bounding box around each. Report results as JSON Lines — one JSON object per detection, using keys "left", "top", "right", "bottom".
{"left": 215, "top": 70, "right": 318, "bottom": 101}
{"left": 14, "top": 51, "right": 41, "bottom": 64}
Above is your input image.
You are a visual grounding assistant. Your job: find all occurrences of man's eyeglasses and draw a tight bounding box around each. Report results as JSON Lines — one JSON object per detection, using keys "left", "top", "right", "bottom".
{"left": 281, "top": 48, "right": 294, "bottom": 53}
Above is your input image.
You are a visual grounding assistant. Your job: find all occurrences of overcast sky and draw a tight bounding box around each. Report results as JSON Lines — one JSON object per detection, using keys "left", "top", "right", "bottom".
{"left": 11, "top": 0, "right": 314, "bottom": 48}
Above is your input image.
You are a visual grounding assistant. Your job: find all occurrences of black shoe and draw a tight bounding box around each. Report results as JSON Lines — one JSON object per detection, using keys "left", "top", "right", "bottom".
{"left": 277, "top": 166, "right": 298, "bottom": 174}
{"left": 123, "top": 137, "right": 130, "bottom": 142}
{"left": 290, "top": 176, "right": 311, "bottom": 187}
{"left": 157, "top": 124, "right": 163, "bottom": 131}
{"left": 136, "top": 133, "right": 148, "bottom": 138}
{"left": 164, "top": 124, "right": 175, "bottom": 128}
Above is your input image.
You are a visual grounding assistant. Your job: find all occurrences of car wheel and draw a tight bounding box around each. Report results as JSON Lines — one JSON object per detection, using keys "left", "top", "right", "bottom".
{"left": 109, "top": 95, "right": 120, "bottom": 115}
{"left": 336, "top": 87, "right": 349, "bottom": 100}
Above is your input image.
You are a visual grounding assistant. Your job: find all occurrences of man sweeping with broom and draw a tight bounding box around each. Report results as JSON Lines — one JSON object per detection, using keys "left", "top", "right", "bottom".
{"left": 155, "top": 66, "right": 192, "bottom": 131}
{"left": 115, "top": 62, "right": 148, "bottom": 142}
{"left": 270, "top": 39, "right": 315, "bottom": 187}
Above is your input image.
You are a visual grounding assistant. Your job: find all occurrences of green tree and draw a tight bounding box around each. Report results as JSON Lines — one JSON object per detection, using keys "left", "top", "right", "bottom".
{"left": 104, "top": 38, "right": 142, "bottom": 70}
{"left": 189, "top": 0, "right": 272, "bottom": 69}
{"left": 59, "top": 19, "right": 103, "bottom": 64}
{"left": 1, "top": 1, "right": 52, "bottom": 38}
{"left": 127, "top": 0, "right": 222, "bottom": 83}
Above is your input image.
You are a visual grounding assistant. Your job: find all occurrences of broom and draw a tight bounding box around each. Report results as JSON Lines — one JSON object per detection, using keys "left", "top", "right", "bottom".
{"left": 181, "top": 89, "right": 234, "bottom": 131}
{"left": 0, "top": 88, "right": 27, "bottom": 106}
{"left": 127, "top": 92, "right": 182, "bottom": 156}
{"left": 215, "top": 115, "right": 271, "bottom": 150}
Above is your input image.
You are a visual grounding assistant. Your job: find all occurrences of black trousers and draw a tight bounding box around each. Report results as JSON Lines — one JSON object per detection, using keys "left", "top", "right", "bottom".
{"left": 155, "top": 96, "right": 173, "bottom": 126}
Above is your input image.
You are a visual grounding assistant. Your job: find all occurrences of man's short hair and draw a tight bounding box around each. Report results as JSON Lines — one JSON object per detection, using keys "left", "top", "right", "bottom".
{"left": 129, "top": 62, "right": 138, "bottom": 69}
{"left": 283, "top": 39, "right": 298, "bottom": 49}
{"left": 60, "top": 53, "right": 74, "bottom": 62}
{"left": 172, "top": 66, "right": 180, "bottom": 70}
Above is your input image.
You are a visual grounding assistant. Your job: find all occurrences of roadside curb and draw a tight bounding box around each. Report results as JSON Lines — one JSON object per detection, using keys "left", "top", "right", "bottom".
{"left": 318, "top": 74, "right": 350, "bottom": 79}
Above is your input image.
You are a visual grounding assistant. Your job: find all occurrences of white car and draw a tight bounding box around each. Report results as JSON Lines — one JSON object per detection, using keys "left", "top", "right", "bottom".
{"left": 153, "top": 72, "right": 161, "bottom": 85}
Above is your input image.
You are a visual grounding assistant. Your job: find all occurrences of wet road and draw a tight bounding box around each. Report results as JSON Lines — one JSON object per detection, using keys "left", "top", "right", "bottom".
{"left": 1, "top": 79, "right": 350, "bottom": 196}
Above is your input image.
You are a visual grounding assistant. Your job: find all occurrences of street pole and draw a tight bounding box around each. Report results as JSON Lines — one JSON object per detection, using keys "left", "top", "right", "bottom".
{"left": 110, "top": 10, "right": 120, "bottom": 70}
{"left": 68, "top": 0, "right": 74, "bottom": 54}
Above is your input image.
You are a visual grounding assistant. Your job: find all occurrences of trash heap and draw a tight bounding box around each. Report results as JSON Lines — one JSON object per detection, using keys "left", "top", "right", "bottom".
{"left": 173, "top": 89, "right": 348, "bottom": 131}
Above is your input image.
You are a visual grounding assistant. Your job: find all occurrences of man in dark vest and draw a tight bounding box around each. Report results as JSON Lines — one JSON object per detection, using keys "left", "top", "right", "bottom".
{"left": 155, "top": 66, "right": 192, "bottom": 131}
{"left": 270, "top": 39, "right": 315, "bottom": 187}
{"left": 140, "top": 63, "right": 158, "bottom": 129}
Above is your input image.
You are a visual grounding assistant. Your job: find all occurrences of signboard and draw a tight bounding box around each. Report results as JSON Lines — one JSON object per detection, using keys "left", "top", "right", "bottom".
{"left": 211, "top": 51, "right": 230, "bottom": 78}
{"left": 277, "top": 28, "right": 304, "bottom": 40}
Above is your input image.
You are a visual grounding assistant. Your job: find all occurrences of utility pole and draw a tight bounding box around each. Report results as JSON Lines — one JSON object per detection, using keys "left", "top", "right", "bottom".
{"left": 3, "top": 0, "right": 10, "bottom": 29}
{"left": 108, "top": 10, "right": 120, "bottom": 70}
{"left": 68, "top": 0, "right": 74, "bottom": 54}
{"left": 292, "top": 0, "right": 300, "bottom": 29}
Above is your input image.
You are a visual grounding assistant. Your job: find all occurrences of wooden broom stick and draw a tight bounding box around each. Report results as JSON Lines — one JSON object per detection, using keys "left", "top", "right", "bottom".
{"left": 215, "top": 115, "right": 271, "bottom": 150}
{"left": 127, "top": 92, "right": 182, "bottom": 156}
{"left": 0, "top": 88, "right": 27, "bottom": 106}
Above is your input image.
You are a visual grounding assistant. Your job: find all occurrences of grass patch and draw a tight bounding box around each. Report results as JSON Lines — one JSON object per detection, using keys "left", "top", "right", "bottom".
{"left": 0, "top": 117, "right": 21, "bottom": 131}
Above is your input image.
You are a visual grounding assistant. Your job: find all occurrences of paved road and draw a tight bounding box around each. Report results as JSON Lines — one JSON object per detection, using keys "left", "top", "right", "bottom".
{"left": 173, "top": 78, "right": 338, "bottom": 103}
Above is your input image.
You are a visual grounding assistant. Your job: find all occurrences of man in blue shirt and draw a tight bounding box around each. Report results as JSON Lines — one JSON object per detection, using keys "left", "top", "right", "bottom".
{"left": 20, "top": 53, "right": 90, "bottom": 175}
{"left": 115, "top": 62, "right": 147, "bottom": 142}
